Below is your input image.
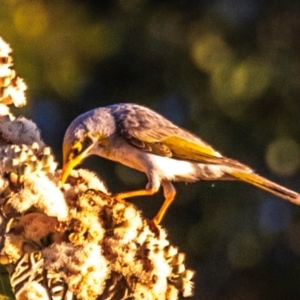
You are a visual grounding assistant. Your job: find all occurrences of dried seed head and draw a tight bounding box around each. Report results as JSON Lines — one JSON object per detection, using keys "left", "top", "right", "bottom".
{"left": 1, "top": 144, "right": 57, "bottom": 180}
{"left": 0, "top": 37, "right": 26, "bottom": 108}
{"left": 1, "top": 154, "right": 194, "bottom": 300}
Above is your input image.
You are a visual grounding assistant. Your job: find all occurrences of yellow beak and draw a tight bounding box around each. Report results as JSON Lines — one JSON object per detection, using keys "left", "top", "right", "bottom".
{"left": 61, "top": 143, "right": 95, "bottom": 183}
{"left": 61, "top": 156, "right": 82, "bottom": 183}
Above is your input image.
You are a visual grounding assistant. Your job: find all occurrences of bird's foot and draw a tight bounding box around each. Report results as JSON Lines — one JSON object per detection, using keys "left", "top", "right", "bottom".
{"left": 152, "top": 214, "right": 162, "bottom": 225}
{"left": 113, "top": 193, "right": 126, "bottom": 202}
{"left": 147, "top": 219, "right": 160, "bottom": 236}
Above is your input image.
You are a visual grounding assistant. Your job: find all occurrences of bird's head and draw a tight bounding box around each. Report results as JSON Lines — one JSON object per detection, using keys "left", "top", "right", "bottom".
{"left": 61, "top": 126, "right": 110, "bottom": 183}
{"left": 61, "top": 107, "right": 116, "bottom": 183}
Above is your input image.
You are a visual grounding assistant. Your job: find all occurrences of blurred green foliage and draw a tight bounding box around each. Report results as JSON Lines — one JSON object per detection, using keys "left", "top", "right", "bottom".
{"left": 1, "top": 0, "right": 300, "bottom": 299}
{"left": 0, "top": 265, "right": 14, "bottom": 300}
{"left": 0, "top": 1, "right": 119, "bottom": 98}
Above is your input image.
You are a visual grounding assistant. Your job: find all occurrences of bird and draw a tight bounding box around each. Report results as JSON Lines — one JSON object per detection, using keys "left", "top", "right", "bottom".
{"left": 61, "top": 103, "right": 300, "bottom": 224}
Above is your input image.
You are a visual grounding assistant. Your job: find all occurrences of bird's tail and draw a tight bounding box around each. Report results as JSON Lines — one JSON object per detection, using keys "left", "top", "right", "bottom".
{"left": 229, "top": 170, "right": 300, "bottom": 205}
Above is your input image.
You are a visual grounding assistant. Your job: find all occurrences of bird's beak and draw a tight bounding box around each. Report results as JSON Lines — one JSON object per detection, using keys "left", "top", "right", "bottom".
{"left": 61, "top": 144, "right": 94, "bottom": 184}
{"left": 61, "top": 156, "right": 82, "bottom": 184}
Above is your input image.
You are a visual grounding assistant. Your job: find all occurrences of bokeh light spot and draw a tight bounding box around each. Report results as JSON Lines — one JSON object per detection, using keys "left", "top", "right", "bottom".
{"left": 211, "top": 57, "right": 271, "bottom": 119}
{"left": 14, "top": 2, "right": 48, "bottom": 38}
{"left": 190, "top": 33, "right": 232, "bottom": 73}
{"left": 265, "top": 137, "right": 300, "bottom": 176}
{"left": 231, "top": 57, "right": 271, "bottom": 99}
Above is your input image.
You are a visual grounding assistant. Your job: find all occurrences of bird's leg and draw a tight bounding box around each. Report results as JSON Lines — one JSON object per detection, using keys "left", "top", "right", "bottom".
{"left": 114, "top": 173, "right": 161, "bottom": 202}
{"left": 114, "top": 188, "right": 157, "bottom": 202}
{"left": 114, "top": 177, "right": 176, "bottom": 224}
{"left": 152, "top": 180, "right": 176, "bottom": 224}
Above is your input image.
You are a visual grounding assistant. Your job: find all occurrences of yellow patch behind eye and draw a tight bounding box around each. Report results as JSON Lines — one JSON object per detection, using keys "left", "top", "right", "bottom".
{"left": 73, "top": 141, "right": 83, "bottom": 151}
{"left": 69, "top": 141, "right": 83, "bottom": 160}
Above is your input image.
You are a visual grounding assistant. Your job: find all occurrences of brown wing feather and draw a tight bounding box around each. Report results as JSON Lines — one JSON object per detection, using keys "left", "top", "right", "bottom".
{"left": 123, "top": 134, "right": 173, "bottom": 157}
{"left": 112, "top": 103, "right": 250, "bottom": 170}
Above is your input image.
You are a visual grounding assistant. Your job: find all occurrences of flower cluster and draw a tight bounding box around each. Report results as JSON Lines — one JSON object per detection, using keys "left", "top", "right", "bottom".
{"left": 0, "top": 37, "right": 26, "bottom": 109}
{"left": 2, "top": 169, "right": 194, "bottom": 300}
{"left": 0, "top": 36, "right": 194, "bottom": 300}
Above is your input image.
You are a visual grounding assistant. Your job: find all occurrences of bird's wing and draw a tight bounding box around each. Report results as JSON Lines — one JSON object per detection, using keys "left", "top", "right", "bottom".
{"left": 114, "top": 105, "right": 247, "bottom": 168}
{"left": 123, "top": 129, "right": 247, "bottom": 168}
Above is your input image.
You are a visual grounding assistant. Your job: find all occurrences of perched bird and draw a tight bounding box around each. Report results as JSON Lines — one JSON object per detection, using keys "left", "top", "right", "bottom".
{"left": 61, "top": 103, "right": 300, "bottom": 224}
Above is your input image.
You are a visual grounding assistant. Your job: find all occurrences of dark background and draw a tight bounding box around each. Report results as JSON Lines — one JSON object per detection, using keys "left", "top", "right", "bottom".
{"left": 2, "top": 1, "right": 300, "bottom": 299}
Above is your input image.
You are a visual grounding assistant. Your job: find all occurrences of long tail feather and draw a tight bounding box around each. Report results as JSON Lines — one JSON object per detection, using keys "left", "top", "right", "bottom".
{"left": 229, "top": 170, "right": 300, "bottom": 205}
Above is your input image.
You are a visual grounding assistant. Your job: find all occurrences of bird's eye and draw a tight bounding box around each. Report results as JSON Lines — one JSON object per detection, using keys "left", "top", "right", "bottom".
{"left": 83, "top": 133, "right": 94, "bottom": 148}
{"left": 84, "top": 132, "right": 106, "bottom": 148}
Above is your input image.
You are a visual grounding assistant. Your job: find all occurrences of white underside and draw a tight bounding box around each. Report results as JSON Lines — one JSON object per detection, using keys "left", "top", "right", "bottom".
{"left": 144, "top": 152, "right": 226, "bottom": 181}
{"left": 145, "top": 153, "right": 199, "bottom": 180}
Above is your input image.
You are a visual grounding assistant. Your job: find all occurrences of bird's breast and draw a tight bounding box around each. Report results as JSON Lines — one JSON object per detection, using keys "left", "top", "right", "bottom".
{"left": 101, "top": 138, "right": 148, "bottom": 173}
